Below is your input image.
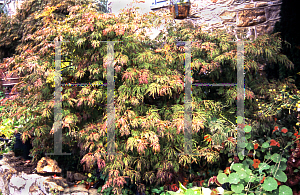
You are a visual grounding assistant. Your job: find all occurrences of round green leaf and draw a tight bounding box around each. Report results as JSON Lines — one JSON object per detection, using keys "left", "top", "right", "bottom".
{"left": 259, "top": 163, "right": 270, "bottom": 171}
{"left": 185, "top": 189, "right": 198, "bottom": 195}
{"left": 262, "top": 142, "right": 270, "bottom": 148}
{"left": 244, "top": 125, "right": 252, "bottom": 133}
{"left": 236, "top": 170, "right": 247, "bottom": 179}
{"left": 228, "top": 173, "right": 240, "bottom": 184}
{"left": 274, "top": 170, "right": 287, "bottom": 182}
{"left": 271, "top": 153, "right": 281, "bottom": 163}
{"left": 232, "top": 163, "right": 245, "bottom": 172}
{"left": 244, "top": 173, "right": 255, "bottom": 183}
{"left": 217, "top": 173, "right": 228, "bottom": 184}
{"left": 231, "top": 183, "right": 244, "bottom": 193}
{"left": 237, "top": 116, "right": 243, "bottom": 124}
{"left": 281, "top": 158, "right": 287, "bottom": 163}
{"left": 238, "top": 152, "right": 244, "bottom": 161}
{"left": 238, "top": 142, "right": 246, "bottom": 148}
{"left": 279, "top": 185, "right": 293, "bottom": 195}
{"left": 245, "top": 133, "right": 251, "bottom": 140}
{"left": 246, "top": 142, "right": 254, "bottom": 150}
{"left": 262, "top": 177, "right": 278, "bottom": 191}
{"left": 278, "top": 162, "right": 287, "bottom": 170}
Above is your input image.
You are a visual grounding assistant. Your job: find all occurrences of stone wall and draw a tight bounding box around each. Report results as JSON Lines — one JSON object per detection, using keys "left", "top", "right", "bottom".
{"left": 152, "top": 0, "right": 282, "bottom": 40}
{"left": 0, "top": 152, "right": 99, "bottom": 195}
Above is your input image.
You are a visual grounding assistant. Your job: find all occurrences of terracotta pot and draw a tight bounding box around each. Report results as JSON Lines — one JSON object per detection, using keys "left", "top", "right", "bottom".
{"left": 170, "top": 3, "right": 190, "bottom": 19}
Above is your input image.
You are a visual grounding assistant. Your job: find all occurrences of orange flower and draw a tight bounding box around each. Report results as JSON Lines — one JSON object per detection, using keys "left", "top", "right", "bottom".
{"left": 254, "top": 143, "right": 259, "bottom": 150}
{"left": 281, "top": 128, "right": 288, "bottom": 133}
{"left": 170, "top": 184, "right": 178, "bottom": 192}
{"left": 204, "top": 135, "right": 210, "bottom": 139}
{"left": 207, "top": 138, "right": 212, "bottom": 142}
{"left": 224, "top": 167, "right": 231, "bottom": 175}
{"left": 248, "top": 151, "right": 254, "bottom": 158}
{"left": 276, "top": 179, "right": 281, "bottom": 186}
{"left": 252, "top": 159, "right": 261, "bottom": 169}
{"left": 270, "top": 139, "right": 280, "bottom": 147}
{"left": 260, "top": 176, "right": 266, "bottom": 184}
{"left": 272, "top": 126, "right": 279, "bottom": 133}
{"left": 210, "top": 189, "right": 218, "bottom": 195}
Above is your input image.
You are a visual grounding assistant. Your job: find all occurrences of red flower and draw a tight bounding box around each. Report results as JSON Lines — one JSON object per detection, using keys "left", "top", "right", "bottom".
{"left": 254, "top": 143, "right": 259, "bottom": 150}
{"left": 252, "top": 159, "right": 261, "bottom": 169}
{"left": 281, "top": 128, "right": 288, "bottom": 133}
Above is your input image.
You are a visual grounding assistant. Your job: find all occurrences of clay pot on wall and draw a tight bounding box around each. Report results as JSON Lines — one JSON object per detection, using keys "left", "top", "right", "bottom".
{"left": 169, "top": 0, "right": 190, "bottom": 19}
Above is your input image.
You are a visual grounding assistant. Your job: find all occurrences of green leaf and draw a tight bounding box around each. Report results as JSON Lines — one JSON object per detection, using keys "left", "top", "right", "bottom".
{"left": 228, "top": 173, "right": 240, "bottom": 184}
{"left": 238, "top": 152, "right": 245, "bottom": 161}
{"left": 274, "top": 170, "right": 287, "bottom": 182}
{"left": 217, "top": 173, "right": 228, "bottom": 184}
{"left": 245, "top": 133, "right": 251, "bottom": 140}
{"left": 236, "top": 170, "right": 247, "bottom": 179}
{"left": 262, "top": 177, "right": 278, "bottom": 191}
{"left": 244, "top": 125, "right": 251, "bottom": 133}
{"left": 259, "top": 163, "right": 270, "bottom": 174}
{"left": 179, "top": 181, "right": 187, "bottom": 192}
{"left": 271, "top": 153, "right": 281, "bottom": 163}
{"left": 279, "top": 185, "right": 293, "bottom": 195}
{"left": 231, "top": 183, "right": 244, "bottom": 193}
{"left": 246, "top": 142, "right": 254, "bottom": 150}
{"left": 232, "top": 163, "right": 244, "bottom": 172}
{"left": 262, "top": 142, "right": 270, "bottom": 148}
{"left": 278, "top": 162, "right": 287, "bottom": 170}
{"left": 237, "top": 116, "right": 243, "bottom": 124}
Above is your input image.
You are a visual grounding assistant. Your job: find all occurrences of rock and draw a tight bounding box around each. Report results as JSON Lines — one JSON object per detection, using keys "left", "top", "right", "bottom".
{"left": 29, "top": 184, "right": 45, "bottom": 195}
{"left": 2, "top": 151, "right": 15, "bottom": 161}
{"left": 36, "top": 157, "right": 62, "bottom": 174}
{"left": 237, "top": 9, "right": 266, "bottom": 27}
{"left": 63, "top": 184, "right": 88, "bottom": 195}
{"left": 73, "top": 172, "right": 88, "bottom": 181}
{"left": 9, "top": 176, "right": 26, "bottom": 190}
{"left": 67, "top": 171, "right": 87, "bottom": 182}
{"left": 219, "top": 11, "right": 236, "bottom": 22}
{"left": 151, "top": 0, "right": 282, "bottom": 40}
{"left": 88, "top": 188, "right": 99, "bottom": 195}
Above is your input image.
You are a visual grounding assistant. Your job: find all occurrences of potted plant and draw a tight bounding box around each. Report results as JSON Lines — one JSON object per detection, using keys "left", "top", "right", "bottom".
{"left": 169, "top": 0, "right": 191, "bottom": 19}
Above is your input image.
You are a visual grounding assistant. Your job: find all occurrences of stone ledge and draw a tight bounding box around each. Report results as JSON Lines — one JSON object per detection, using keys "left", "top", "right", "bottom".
{"left": 0, "top": 157, "right": 101, "bottom": 195}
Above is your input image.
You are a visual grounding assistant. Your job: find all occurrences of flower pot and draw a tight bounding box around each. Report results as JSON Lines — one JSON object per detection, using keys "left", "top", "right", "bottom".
{"left": 169, "top": 2, "right": 190, "bottom": 19}
{"left": 13, "top": 133, "right": 33, "bottom": 160}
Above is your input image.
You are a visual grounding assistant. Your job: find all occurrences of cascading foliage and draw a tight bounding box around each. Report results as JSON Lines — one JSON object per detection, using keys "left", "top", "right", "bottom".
{"left": 0, "top": 0, "right": 295, "bottom": 194}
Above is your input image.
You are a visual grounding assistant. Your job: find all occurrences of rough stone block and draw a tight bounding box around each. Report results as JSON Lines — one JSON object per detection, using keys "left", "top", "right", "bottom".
{"left": 237, "top": 8, "right": 266, "bottom": 27}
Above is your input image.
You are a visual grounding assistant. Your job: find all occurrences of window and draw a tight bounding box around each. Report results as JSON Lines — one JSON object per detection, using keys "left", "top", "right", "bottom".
{"left": 150, "top": 0, "right": 170, "bottom": 10}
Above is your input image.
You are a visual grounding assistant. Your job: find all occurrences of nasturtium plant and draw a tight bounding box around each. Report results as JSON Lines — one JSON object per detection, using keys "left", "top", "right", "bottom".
{"left": 216, "top": 125, "right": 295, "bottom": 194}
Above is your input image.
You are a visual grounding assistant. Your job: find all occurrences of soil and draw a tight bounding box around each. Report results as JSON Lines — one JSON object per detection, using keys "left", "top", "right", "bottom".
{"left": 8, "top": 156, "right": 38, "bottom": 174}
